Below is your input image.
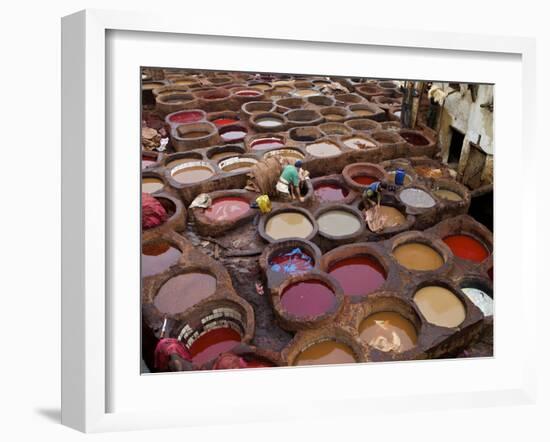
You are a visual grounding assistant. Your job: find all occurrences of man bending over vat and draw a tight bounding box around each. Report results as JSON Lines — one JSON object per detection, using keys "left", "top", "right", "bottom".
{"left": 276, "top": 160, "right": 308, "bottom": 202}
{"left": 362, "top": 181, "right": 395, "bottom": 210}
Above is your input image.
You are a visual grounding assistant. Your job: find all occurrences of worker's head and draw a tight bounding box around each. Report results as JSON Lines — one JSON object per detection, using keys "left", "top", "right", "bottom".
{"left": 294, "top": 160, "right": 303, "bottom": 169}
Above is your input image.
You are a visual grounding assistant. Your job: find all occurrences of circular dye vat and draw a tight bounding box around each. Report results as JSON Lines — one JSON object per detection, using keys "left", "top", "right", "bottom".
{"left": 401, "top": 132, "right": 430, "bottom": 146}
{"left": 153, "top": 272, "right": 217, "bottom": 315}
{"left": 344, "top": 137, "right": 376, "bottom": 150}
{"left": 263, "top": 148, "right": 305, "bottom": 163}
{"left": 306, "top": 141, "right": 341, "bottom": 157}
{"left": 219, "top": 157, "right": 258, "bottom": 173}
{"left": 317, "top": 210, "right": 361, "bottom": 238}
{"left": 399, "top": 188, "right": 436, "bottom": 208}
{"left": 443, "top": 234, "right": 489, "bottom": 262}
{"left": 142, "top": 241, "right": 181, "bottom": 277}
{"left": 462, "top": 287, "right": 494, "bottom": 317}
{"left": 434, "top": 189, "right": 462, "bottom": 201}
{"left": 393, "top": 243, "right": 444, "bottom": 271}
{"left": 377, "top": 206, "right": 407, "bottom": 229}
{"left": 220, "top": 128, "right": 247, "bottom": 143}
{"left": 189, "top": 327, "right": 242, "bottom": 366}
{"left": 142, "top": 156, "right": 157, "bottom": 169}
{"left": 180, "top": 130, "right": 210, "bottom": 139}
{"left": 359, "top": 312, "right": 417, "bottom": 353}
{"left": 269, "top": 248, "right": 314, "bottom": 275}
{"left": 167, "top": 110, "right": 204, "bottom": 124}
{"left": 293, "top": 340, "right": 357, "bottom": 366}
{"left": 352, "top": 109, "right": 374, "bottom": 117}
{"left": 413, "top": 286, "right": 466, "bottom": 328}
{"left": 328, "top": 256, "right": 386, "bottom": 297}
{"left": 314, "top": 183, "right": 349, "bottom": 202}
{"left": 204, "top": 197, "right": 250, "bottom": 222}
{"left": 235, "top": 89, "right": 262, "bottom": 97}
{"left": 295, "top": 89, "right": 318, "bottom": 97}
{"left": 142, "top": 177, "right": 164, "bottom": 193}
{"left": 166, "top": 157, "right": 201, "bottom": 169}
{"left": 255, "top": 117, "right": 284, "bottom": 129}
{"left": 353, "top": 175, "right": 377, "bottom": 186}
{"left": 172, "top": 165, "right": 214, "bottom": 184}
{"left": 212, "top": 118, "right": 239, "bottom": 127}
{"left": 250, "top": 137, "right": 285, "bottom": 150}
{"left": 265, "top": 212, "right": 313, "bottom": 240}
{"left": 281, "top": 280, "right": 336, "bottom": 318}
{"left": 209, "top": 150, "right": 243, "bottom": 162}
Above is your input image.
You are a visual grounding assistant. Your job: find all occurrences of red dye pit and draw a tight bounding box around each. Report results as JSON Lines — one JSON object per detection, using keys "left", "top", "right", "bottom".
{"left": 142, "top": 241, "right": 182, "bottom": 277}
{"left": 443, "top": 234, "right": 489, "bottom": 263}
{"left": 189, "top": 327, "right": 242, "bottom": 366}
{"left": 314, "top": 183, "right": 349, "bottom": 202}
{"left": 328, "top": 256, "right": 386, "bottom": 297}
{"left": 212, "top": 118, "right": 239, "bottom": 127}
{"left": 167, "top": 110, "right": 204, "bottom": 124}
{"left": 281, "top": 280, "right": 337, "bottom": 318}
{"left": 250, "top": 137, "right": 285, "bottom": 150}
{"left": 204, "top": 197, "right": 250, "bottom": 222}
{"left": 353, "top": 175, "right": 377, "bottom": 186}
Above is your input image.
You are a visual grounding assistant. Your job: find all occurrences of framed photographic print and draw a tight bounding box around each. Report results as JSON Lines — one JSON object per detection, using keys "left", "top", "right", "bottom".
{"left": 62, "top": 9, "right": 537, "bottom": 433}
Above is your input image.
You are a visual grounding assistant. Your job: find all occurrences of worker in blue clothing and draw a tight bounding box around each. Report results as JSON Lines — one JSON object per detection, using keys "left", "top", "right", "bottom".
{"left": 276, "top": 160, "right": 305, "bottom": 202}
{"left": 362, "top": 180, "right": 395, "bottom": 209}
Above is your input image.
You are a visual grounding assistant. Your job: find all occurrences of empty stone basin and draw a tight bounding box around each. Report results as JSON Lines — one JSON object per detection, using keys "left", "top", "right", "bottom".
{"left": 281, "top": 280, "right": 337, "bottom": 318}
{"left": 306, "top": 140, "right": 341, "bottom": 158}
{"left": 359, "top": 311, "right": 417, "bottom": 353}
{"left": 343, "top": 135, "right": 376, "bottom": 150}
{"left": 171, "top": 161, "right": 215, "bottom": 184}
{"left": 154, "top": 272, "right": 217, "bottom": 315}
{"left": 328, "top": 255, "right": 386, "bottom": 298}
{"left": 293, "top": 340, "right": 357, "bottom": 366}
{"left": 399, "top": 188, "right": 436, "bottom": 208}
{"left": 320, "top": 122, "right": 352, "bottom": 136}
{"left": 345, "top": 118, "right": 381, "bottom": 132}
{"left": 204, "top": 197, "right": 251, "bottom": 222}
{"left": 241, "top": 101, "right": 276, "bottom": 118}
{"left": 285, "top": 109, "right": 323, "bottom": 126}
{"left": 317, "top": 209, "right": 362, "bottom": 238}
{"left": 393, "top": 242, "right": 444, "bottom": 271}
{"left": 264, "top": 211, "right": 314, "bottom": 241}
{"left": 413, "top": 286, "right": 466, "bottom": 328}
{"left": 320, "top": 106, "right": 348, "bottom": 122}
{"left": 218, "top": 156, "right": 258, "bottom": 173}
{"left": 443, "top": 234, "right": 489, "bottom": 263}
{"left": 307, "top": 95, "right": 335, "bottom": 107}
{"left": 275, "top": 97, "right": 305, "bottom": 112}
{"left": 141, "top": 240, "right": 182, "bottom": 278}
{"left": 289, "top": 126, "right": 322, "bottom": 142}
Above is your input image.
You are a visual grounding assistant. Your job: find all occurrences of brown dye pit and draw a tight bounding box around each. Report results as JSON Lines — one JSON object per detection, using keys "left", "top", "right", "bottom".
{"left": 353, "top": 109, "right": 374, "bottom": 117}
{"left": 172, "top": 166, "right": 214, "bottom": 184}
{"left": 413, "top": 286, "right": 466, "bottom": 328}
{"left": 142, "top": 241, "right": 182, "bottom": 277}
{"left": 306, "top": 141, "right": 341, "bottom": 157}
{"left": 434, "top": 189, "right": 462, "bottom": 201}
{"left": 167, "top": 158, "right": 200, "bottom": 168}
{"left": 153, "top": 272, "right": 217, "bottom": 315}
{"left": 293, "top": 340, "right": 357, "bottom": 366}
{"left": 393, "top": 243, "right": 444, "bottom": 271}
{"left": 401, "top": 132, "right": 430, "bottom": 146}
{"left": 317, "top": 210, "right": 361, "bottom": 237}
{"left": 210, "top": 150, "right": 242, "bottom": 162}
{"left": 142, "top": 177, "right": 164, "bottom": 193}
{"left": 265, "top": 212, "right": 313, "bottom": 240}
{"left": 181, "top": 131, "right": 210, "bottom": 139}
{"left": 359, "top": 312, "right": 417, "bottom": 353}
{"left": 377, "top": 206, "right": 407, "bottom": 228}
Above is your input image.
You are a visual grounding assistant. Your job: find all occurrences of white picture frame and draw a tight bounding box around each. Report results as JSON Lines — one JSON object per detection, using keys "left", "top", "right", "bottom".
{"left": 61, "top": 9, "right": 538, "bottom": 433}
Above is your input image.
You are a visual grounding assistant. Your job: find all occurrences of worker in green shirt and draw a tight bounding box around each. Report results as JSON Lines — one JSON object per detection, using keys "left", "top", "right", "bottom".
{"left": 276, "top": 160, "right": 304, "bottom": 202}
